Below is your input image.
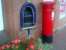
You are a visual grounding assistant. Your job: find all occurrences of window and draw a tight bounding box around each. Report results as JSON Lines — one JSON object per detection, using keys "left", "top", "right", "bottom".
{"left": 0, "top": 0, "right": 4, "bottom": 31}
{"left": 23, "top": 7, "right": 33, "bottom": 27}
{"left": 20, "top": 3, "right": 36, "bottom": 28}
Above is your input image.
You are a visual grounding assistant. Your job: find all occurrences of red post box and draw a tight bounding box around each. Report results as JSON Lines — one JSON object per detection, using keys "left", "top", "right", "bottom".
{"left": 41, "top": 2, "right": 55, "bottom": 43}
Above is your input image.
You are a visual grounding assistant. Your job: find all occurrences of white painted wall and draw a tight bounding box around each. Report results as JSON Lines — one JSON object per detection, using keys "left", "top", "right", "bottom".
{"left": 0, "top": 0, "right": 4, "bottom": 31}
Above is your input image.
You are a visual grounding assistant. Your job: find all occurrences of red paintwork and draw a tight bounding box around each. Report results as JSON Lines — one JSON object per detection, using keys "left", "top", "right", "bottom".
{"left": 41, "top": 2, "right": 55, "bottom": 37}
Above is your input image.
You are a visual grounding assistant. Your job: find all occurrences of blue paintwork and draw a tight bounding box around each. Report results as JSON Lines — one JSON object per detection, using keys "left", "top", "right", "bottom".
{"left": 20, "top": 2, "right": 36, "bottom": 28}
